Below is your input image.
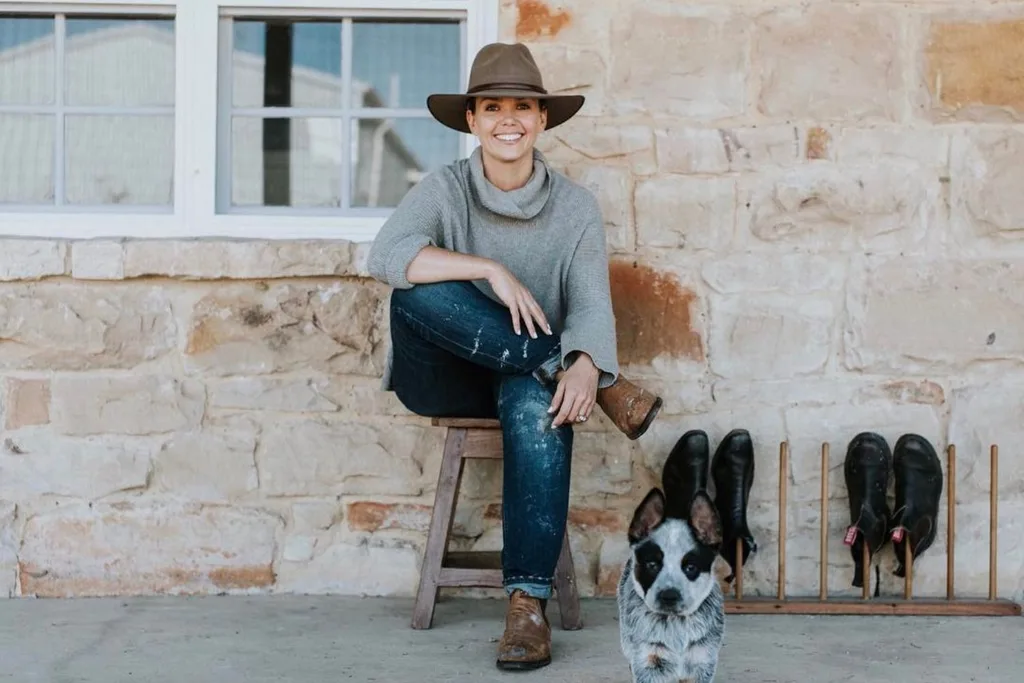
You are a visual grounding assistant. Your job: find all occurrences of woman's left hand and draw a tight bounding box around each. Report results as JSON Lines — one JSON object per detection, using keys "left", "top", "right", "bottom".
{"left": 549, "top": 354, "right": 600, "bottom": 428}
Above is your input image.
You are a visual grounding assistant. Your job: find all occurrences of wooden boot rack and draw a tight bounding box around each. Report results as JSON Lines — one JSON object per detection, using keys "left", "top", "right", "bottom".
{"left": 724, "top": 442, "right": 1021, "bottom": 616}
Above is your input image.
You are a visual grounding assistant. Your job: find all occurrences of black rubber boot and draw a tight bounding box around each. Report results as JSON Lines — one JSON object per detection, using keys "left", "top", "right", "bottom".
{"left": 891, "top": 433, "right": 943, "bottom": 578}
{"left": 710, "top": 428, "right": 756, "bottom": 583}
{"left": 843, "top": 432, "right": 892, "bottom": 592}
{"left": 662, "top": 429, "right": 711, "bottom": 520}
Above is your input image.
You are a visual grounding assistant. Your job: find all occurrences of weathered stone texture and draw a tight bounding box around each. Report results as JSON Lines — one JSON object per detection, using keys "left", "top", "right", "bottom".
{"left": 610, "top": 6, "right": 747, "bottom": 119}
{"left": 71, "top": 241, "right": 125, "bottom": 280}
{"left": 124, "top": 240, "right": 356, "bottom": 279}
{"left": 3, "top": 378, "right": 50, "bottom": 430}
{"left": 185, "top": 282, "right": 387, "bottom": 377}
{"left": 924, "top": 19, "right": 1024, "bottom": 121}
{"left": 256, "top": 420, "right": 426, "bottom": 497}
{"left": 951, "top": 129, "right": 1024, "bottom": 241}
{"left": 754, "top": 6, "right": 903, "bottom": 121}
{"left": 152, "top": 419, "right": 259, "bottom": 500}
{"left": 0, "top": 241, "right": 66, "bottom": 281}
{"left": 845, "top": 258, "right": 1024, "bottom": 373}
{"left": 0, "top": 503, "right": 17, "bottom": 597}
{"left": 738, "top": 164, "right": 940, "bottom": 252}
{"left": 19, "top": 504, "right": 282, "bottom": 597}
{"left": 635, "top": 176, "right": 736, "bottom": 250}
{"left": 275, "top": 538, "right": 418, "bottom": 597}
{"left": 51, "top": 375, "right": 205, "bottom": 436}
{"left": 0, "top": 284, "right": 177, "bottom": 370}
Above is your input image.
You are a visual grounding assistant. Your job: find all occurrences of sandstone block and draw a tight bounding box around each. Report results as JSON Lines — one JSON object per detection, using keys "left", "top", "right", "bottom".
{"left": 123, "top": 240, "right": 356, "bottom": 279}
{"left": 536, "top": 120, "right": 655, "bottom": 175}
{"left": 3, "top": 378, "right": 50, "bottom": 430}
{"left": 951, "top": 129, "right": 1024, "bottom": 241}
{"left": 753, "top": 6, "right": 902, "bottom": 121}
{"left": 207, "top": 377, "right": 338, "bottom": 413}
{"left": 655, "top": 126, "right": 802, "bottom": 175}
{"left": 0, "top": 431, "right": 154, "bottom": 499}
{"left": 185, "top": 282, "right": 386, "bottom": 377}
{"left": 0, "top": 240, "right": 65, "bottom": 281}
{"left": 949, "top": 377, "right": 1024, "bottom": 500}
{"left": 0, "top": 283, "right": 177, "bottom": 371}
{"left": 610, "top": 6, "right": 747, "bottom": 119}
{"left": 524, "top": 43, "right": 607, "bottom": 116}
{"left": 275, "top": 538, "right": 419, "bottom": 596}
{"left": 51, "top": 375, "right": 205, "bottom": 436}
{"left": 562, "top": 164, "right": 631, "bottom": 251}
{"left": 152, "top": 419, "right": 259, "bottom": 500}
{"left": 635, "top": 176, "right": 736, "bottom": 251}
{"left": 283, "top": 536, "right": 317, "bottom": 562}
{"left": 19, "top": 503, "right": 282, "bottom": 597}
{"left": 609, "top": 260, "right": 705, "bottom": 367}
{"left": 569, "top": 432, "right": 636, "bottom": 498}
{"left": 845, "top": 257, "right": 1024, "bottom": 373}
{"left": 257, "top": 420, "right": 425, "bottom": 497}
{"left": 514, "top": 0, "right": 609, "bottom": 45}
{"left": 924, "top": 19, "right": 1024, "bottom": 121}
{"left": 701, "top": 253, "right": 845, "bottom": 296}
{"left": 738, "top": 164, "right": 939, "bottom": 252}
{"left": 708, "top": 294, "right": 835, "bottom": 380}
{"left": 346, "top": 501, "right": 433, "bottom": 533}
{"left": 711, "top": 377, "right": 946, "bottom": 410}
{"left": 837, "top": 128, "right": 950, "bottom": 169}
{"left": 71, "top": 241, "right": 125, "bottom": 280}
{"left": 291, "top": 501, "right": 342, "bottom": 533}
{"left": 595, "top": 535, "right": 629, "bottom": 597}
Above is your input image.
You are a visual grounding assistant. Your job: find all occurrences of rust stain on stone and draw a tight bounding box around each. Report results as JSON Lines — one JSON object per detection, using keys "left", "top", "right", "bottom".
{"left": 185, "top": 320, "right": 218, "bottom": 355}
{"left": 880, "top": 380, "right": 945, "bottom": 406}
{"left": 806, "top": 127, "right": 831, "bottom": 160}
{"left": 347, "top": 501, "right": 431, "bottom": 532}
{"left": 609, "top": 260, "right": 704, "bottom": 365}
{"left": 926, "top": 20, "right": 1024, "bottom": 114}
{"left": 568, "top": 508, "right": 623, "bottom": 532}
{"left": 516, "top": 0, "right": 571, "bottom": 40}
{"left": 4, "top": 379, "right": 51, "bottom": 430}
{"left": 209, "top": 566, "right": 276, "bottom": 590}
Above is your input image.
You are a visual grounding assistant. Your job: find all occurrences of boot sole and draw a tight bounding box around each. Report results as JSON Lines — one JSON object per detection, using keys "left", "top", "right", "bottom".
{"left": 496, "top": 656, "right": 551, "bottom": 671}
{"left": 627, "top": 396, "right": 663, "bottom": 440}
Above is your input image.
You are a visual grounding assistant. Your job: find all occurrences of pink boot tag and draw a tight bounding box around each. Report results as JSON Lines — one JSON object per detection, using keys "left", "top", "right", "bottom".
{"left": 843, "top": 526, "right": 858, "bottom": 546}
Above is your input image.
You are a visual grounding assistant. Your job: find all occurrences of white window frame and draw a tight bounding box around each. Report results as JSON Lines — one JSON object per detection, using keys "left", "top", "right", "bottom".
{"left": 0, "top": 0, "right": 499, "bottom": 240}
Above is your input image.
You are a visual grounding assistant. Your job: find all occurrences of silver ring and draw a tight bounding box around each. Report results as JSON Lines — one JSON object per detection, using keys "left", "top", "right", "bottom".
{"left": 576, "top": 414, "right": 588, "bottom": 422}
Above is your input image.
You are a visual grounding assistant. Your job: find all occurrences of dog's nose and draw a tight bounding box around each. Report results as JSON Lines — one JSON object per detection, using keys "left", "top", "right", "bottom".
{"left": 658, "top": 588, "right": 681, "bottom": 607}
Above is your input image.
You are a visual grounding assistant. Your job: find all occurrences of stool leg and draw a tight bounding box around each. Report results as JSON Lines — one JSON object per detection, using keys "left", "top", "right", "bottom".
{"left": 553, "top": 527, "right": 583, "bottom": 630}
{"left": 412, "top": 428, "right": 467, "bottom": 630}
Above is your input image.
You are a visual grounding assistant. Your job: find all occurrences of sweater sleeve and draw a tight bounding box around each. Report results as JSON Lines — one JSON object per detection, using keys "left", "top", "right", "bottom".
{"left": 366, "top": 173, "right": 446, "bottom": 289}
{"left": 559, "top": 194, "right": 620, "bottom": 389}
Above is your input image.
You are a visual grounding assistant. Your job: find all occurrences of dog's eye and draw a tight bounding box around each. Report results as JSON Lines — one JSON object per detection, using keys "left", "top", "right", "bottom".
{"left": 682, "top": 561, "right": 700, "bottom": 581}
{"left": 645, "top": 560, "right": 660, "bottom": 573}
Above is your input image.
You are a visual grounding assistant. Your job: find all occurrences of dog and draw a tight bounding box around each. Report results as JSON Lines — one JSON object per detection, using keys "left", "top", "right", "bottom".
{"left": 617, "top": 473, "right": 726, "bottom": 682}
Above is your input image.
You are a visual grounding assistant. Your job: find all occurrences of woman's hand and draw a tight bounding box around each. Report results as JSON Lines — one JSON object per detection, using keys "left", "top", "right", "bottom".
{"left": 549, "top": 353, "right": 600, "bottom": 428}
{"left": 486, "top": 263, "right": 552, "bottom": 339}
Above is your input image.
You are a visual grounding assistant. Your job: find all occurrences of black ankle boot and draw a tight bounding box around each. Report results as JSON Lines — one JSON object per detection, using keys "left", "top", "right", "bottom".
{"left": 662, "top": 429, "right": 710, "bottom": 520}
{"left": 891, "top": 433, "right": 943, "bottom": 578}
{"left": 710, "top": 428, "right": 756, "bottom": 583}
{"left": 843, "top": 432, "right": 892, "bottom": 592}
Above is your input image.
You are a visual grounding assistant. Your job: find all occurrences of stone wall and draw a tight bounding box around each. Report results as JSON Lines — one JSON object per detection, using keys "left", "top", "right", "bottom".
{"left": 1, "top": 0, "right": 1022, "bottom": 603}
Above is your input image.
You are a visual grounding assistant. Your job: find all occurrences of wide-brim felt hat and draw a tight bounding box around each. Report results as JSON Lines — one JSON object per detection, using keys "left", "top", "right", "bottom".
{"left": 427, "top": 42, "right": 585, "bottom": 134}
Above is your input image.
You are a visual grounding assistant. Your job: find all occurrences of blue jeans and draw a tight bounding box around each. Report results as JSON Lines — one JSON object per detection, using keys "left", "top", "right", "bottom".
{"left": 389, "top": 280, "right": 571, "bottom": 600}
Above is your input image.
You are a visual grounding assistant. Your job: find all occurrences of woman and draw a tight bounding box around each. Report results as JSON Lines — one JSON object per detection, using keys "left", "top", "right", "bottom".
{"left": 366, "top": 42, "right": 662, "bottom": 670}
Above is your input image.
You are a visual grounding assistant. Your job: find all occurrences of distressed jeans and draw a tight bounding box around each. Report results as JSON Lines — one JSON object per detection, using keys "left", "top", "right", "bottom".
{"left": 389, "top": 280, "right": 572, "bottom": 600}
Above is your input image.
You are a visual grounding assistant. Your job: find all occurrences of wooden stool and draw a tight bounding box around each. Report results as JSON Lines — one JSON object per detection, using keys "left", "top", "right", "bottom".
{"left": 411, "top": 417, "right": 583, "bottom": 631}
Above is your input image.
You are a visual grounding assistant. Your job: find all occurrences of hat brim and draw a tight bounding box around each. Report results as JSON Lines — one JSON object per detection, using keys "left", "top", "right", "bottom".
{"left": 426, "top": 90, "right": 585, "bottom": 135}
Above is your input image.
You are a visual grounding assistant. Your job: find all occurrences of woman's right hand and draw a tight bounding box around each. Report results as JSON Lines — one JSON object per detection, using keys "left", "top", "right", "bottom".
{"left": 486, "top": 263, "right": 552, "bottom": 339}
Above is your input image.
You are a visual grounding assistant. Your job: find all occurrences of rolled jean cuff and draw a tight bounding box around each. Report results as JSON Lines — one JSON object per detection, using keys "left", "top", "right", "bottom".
{"left": 505, "top": 578, "right": 552, "bottom": 600}
{"left": 531, "top": 350, "right": 563, "bottom": 387}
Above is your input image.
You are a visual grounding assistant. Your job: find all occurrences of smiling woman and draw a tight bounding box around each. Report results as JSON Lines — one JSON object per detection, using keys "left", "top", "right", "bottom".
{"left": 365, "top": 41, "right": 663, "bottom": 672}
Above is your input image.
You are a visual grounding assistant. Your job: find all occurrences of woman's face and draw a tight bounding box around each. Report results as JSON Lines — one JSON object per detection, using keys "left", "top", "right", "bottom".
{"left": 466, "top": 96, "right": 547, "bottom": 165}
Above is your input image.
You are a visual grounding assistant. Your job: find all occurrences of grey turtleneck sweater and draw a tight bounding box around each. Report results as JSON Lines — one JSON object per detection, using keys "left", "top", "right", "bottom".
{"left": 366, "top": 146, "right": 619, "bottom": 390}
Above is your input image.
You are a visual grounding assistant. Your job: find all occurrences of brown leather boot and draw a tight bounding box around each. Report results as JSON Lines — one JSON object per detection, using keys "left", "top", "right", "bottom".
{"left": 495, "top": 590, "right": 552, "bottom": 671}
{"left": 596, "top": 374, "right": 663, "bottom": 440}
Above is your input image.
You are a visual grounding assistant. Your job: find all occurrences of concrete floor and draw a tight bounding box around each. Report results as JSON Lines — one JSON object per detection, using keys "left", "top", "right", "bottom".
{"left": 0, "top": 595, "right": 1021, "bottom": 682}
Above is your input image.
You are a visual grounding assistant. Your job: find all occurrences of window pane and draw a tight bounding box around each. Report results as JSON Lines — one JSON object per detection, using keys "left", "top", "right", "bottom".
{"left": 351, "top": 118, "right": 459, "bottom": 208}
{"left": 0, "top": 115, "right": 54, "bottom": 203}
{"left": 65, "top": 17, "right": 175, "bottom": 106}
{"left": 232, "top": 20, "right": 342, "bottom": 109}
{"left": 65, "top": 115, "right": 174, "bottom": 205}
{"left": 351, "top": 20, "right": 461, "bottom": 109}
{"left": 0, "top": 17, "right": 55, "bottom": 105}
{"left": 231, "top": 117, "right": 342, "bottom": 208}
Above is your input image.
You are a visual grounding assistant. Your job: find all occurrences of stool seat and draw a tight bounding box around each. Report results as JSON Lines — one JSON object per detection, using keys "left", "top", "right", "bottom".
{"left": 411, "top": 417, "right": 582, "bottom": 631}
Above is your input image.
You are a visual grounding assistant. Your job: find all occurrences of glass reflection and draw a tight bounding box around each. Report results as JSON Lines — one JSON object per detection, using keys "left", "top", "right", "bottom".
{"left": 0, "top": 114, "right": 54, "bottom": 204}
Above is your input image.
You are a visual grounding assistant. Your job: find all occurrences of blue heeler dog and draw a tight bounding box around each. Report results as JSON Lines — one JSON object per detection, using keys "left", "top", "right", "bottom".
{"left": 616, "top": 449, "right": 726, "bottom": 682}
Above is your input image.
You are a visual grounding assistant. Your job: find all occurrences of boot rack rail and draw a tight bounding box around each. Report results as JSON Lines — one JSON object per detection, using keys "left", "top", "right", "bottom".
{"left": 723, "top": 442, "right": 1021, "bottom": 616}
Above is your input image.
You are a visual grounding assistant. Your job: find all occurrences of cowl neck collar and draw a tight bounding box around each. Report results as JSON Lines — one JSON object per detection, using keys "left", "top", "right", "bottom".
{"left": 468, "top": 146, "right": 551, "bottom": 220}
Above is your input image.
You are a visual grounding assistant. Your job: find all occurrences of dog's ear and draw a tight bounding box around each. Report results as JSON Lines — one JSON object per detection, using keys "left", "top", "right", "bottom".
{"left": 688, "top": 491, "right": 723, "bottom": 549}
{"left": 628, "top": 488, "right": 665, "bottom": 545}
